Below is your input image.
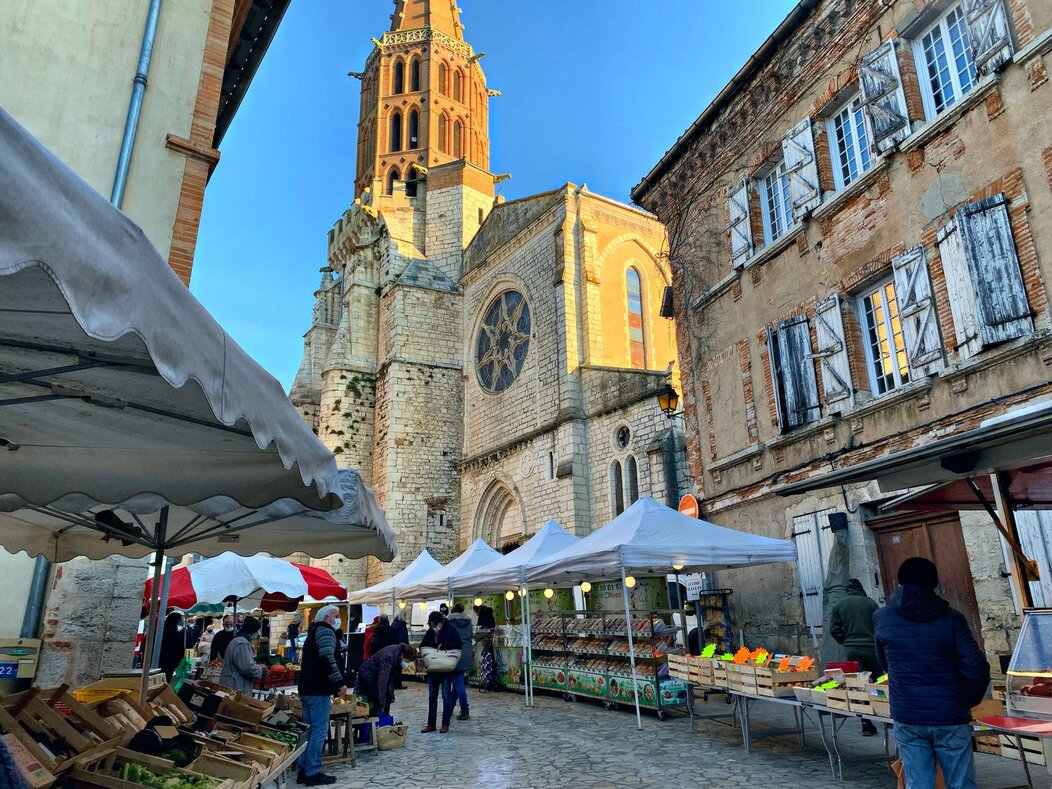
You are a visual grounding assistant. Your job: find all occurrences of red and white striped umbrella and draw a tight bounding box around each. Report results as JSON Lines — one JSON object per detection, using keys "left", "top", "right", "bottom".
{"left": 143, "top": 552, "right": 345, "bottom": 615}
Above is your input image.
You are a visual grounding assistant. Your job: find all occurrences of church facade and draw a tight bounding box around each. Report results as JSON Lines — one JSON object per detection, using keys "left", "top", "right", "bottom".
{"left": 291, "top": 0, "right": 689, "bottom": 585}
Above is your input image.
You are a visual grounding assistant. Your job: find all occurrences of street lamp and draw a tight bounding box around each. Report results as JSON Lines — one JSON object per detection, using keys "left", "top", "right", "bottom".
{"left": 656, "top": 383, "right": 681, "bottom": 419}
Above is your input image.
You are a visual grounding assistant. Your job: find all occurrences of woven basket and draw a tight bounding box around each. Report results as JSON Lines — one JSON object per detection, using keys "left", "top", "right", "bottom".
{"left": 420, "top": 647, "right": 462, "bottom": 673}
{"left": 377, "top": 724, "right": 408, "bottom": 751}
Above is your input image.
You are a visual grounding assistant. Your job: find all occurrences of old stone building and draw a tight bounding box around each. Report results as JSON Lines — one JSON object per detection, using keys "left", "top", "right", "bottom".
{"left": 291, "top": 0, "right": 688, "bottom": 586}
{"left": 633, "top": 0, "right": 1052, "bottom": 669}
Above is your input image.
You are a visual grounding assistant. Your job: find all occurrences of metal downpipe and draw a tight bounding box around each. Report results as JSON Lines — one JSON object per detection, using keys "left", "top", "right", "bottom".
{"left": 19, "top": 556, "right": 51, "bottom": 639}
{"left": 111, "top": 0, "right": 163, "bottom": 208}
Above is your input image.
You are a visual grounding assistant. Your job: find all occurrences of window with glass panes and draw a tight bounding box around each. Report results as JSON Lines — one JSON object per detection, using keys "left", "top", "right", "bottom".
{"left": 761, "top": 160, "right": 793, "bottom": 243}
{"left": 626, "top": 267, "right": 646, "bottom": 368}
{"left": 859, "top": 280, "right": 910, "bottom": 395}
{"left": 828, "top": 96, "right": 872, "bottom": 189}
{"left": 915, "top": 5, "right": 977, "bottom": 117}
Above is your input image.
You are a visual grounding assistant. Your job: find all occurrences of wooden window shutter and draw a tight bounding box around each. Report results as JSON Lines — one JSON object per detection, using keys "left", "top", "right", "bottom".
{"left": 812, "top": 295, "right": 854, "bottom": 412}
{"left": 953, "top": 194, "right": 1033, "bottom": 354}
{"left": 859, "top": 40, "right": 911, "bottom": 153}
{"left": 891, "top": 245, "right": 945, "bottom": 376}
{"left": 937, "top": 219, "right": 984, "bottom": 358}
{"left": 766, "top": 325, "right": 787, "bottom": 433}
{"left": 782, "top": 118, "right": 821, "bottom": 220}
{"left": 962, "top": 0, "right": 1015, "bottom": 76}
{"left": 728, "top": 178, "right": 754, "bottom": 267}
{"left": 791, "top": 510, "right": 837, "bottom": 628}
{"left": 776, "top": 315, "right": 821, "bottom": 430}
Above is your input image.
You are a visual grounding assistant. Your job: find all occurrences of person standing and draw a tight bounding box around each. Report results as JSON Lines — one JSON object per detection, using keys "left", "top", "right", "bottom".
{"left": 297, "top": 605, "right": 347, "bottom": 786}
{"left": 473, "top": 602, "right": 496, "bottom": 630}
{"left": 218, "top": 616, "right": 263, "bottom": 693}
{"left": 158, "top": 612, "right": 186, "bottom": 682}
{"left": 874, "top": 557, "right": 990, "bottom": 789}
{"left": 209, "top": 615, "right": 235, "bottom": 662}
{"left": 356, "top": 643, "right": 418, "bottom": 716}
{"left": 420, "top": 610, "right": 462, "bottom": 734}
{"left": 391, "top": 614, "right": 410, "bottom": 689}
{"left": 830, "top": 578, "right": 881, "bottom": 736}
{"left": 445, "top": 603, "right": 474, "bottom": 720}
{"left": 286, "top": 620, "right": 300, "bottom": 664}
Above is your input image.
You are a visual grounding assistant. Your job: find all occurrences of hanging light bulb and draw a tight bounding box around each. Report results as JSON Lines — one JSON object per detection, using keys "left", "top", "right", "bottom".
{"left": 544, "top": 588, "right": 554, "bottom": 599}
{"left": 474, "top": 597, "right": 483, "bottom": 607}
{"left": 418, "top": 601, "right": 427, "bottom": 609}
{"left": 398, "top": 600, "right": 406, "bottom": 609}
{"left": 625, "top": 576, "right": 637, "bottom": 588}
{"left": 505, "top": 590, "right": 515, "bottom": 601}
{"left": 519, "top": 587, "right": 527, "bottom": 597}
{"left": 672, "top": 564, "right": 684, "bottom": 571}
{"left": 580, "top": 581, "right": 592, "bottom": 593}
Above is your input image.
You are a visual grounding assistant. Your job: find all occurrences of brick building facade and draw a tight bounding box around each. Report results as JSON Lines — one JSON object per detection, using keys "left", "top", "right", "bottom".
{"left": 291, "top": 0, "right": 689, "bottom": 589}
{"left": 633, "top": 0, "right": 1052, "bottom": 666}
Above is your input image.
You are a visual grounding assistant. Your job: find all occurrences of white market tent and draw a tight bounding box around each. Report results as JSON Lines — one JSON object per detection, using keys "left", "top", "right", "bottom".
{"left": 346, "top": 549, "right": 443, "bottom": 606}
{"left": 454, "top": 520, "right": 579, "bottom": 705}
{"left": 398, "top": 538, "right": 502, "bottom": 602}
{"left": 0, "top": 106, "right": 394, "bottom": 701}
{"left": 527, "top": 496, "right": 796, "bottom": 729}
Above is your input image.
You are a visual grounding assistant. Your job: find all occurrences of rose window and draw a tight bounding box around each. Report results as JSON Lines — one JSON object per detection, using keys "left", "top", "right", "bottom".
{"left": 476, "top": 291, "right": 531, "bottom": 393}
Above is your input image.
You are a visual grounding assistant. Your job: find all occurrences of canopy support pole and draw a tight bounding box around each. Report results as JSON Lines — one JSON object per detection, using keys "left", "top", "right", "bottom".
{"left": 140, "top": 506, "right": 168, "bottom": 706}
{"left": 620, "top": 558, "right": 642, "bottom": 731}
{"left": 522, "top": 577, "right": 532, "bottom": 707}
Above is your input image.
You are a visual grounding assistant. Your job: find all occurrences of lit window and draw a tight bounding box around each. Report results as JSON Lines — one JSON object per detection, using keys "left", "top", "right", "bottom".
{"left": 915, "top": 5, "right": 977, "bottom": 117}
{"left": 859, "top": 279, "right": 910, "bottom": 395}
{"left": 828, "top": 96, "right": 872, "bottom": 189}
{"left": 626, "top": 268, "right": 646, "bottom": 368}
{"left": 760, "top": 159, "right": 794, "bottom": 243}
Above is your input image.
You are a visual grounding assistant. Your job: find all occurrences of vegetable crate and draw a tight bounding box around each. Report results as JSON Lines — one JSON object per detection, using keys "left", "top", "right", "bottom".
{"left": 754, "top": 667, "right": 820, "bottom": 698}
{"left": 825, "top": 686, "right": 852, "bottom": 711}
{"left": 187, "top": 753, "right": 258, "bottom": 789}
{"left": 69, "top": 747, "right": 236, "bottom": 789}
{"left": 666, "top": 655, "right": 691, "bottom": 683}
{"left": 1000, "top": 734, "right": 1047, "bottom": 766}
{"left": 689, "top": 657, "right": 714, "bottom": 686}
{"left": 710, "top": 663, "right": 728, "bottom": 689}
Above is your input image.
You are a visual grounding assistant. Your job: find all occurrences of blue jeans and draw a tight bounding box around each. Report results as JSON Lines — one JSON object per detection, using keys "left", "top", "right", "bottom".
{"left": 427, "top": 673, "right": 455, "bottom": 727}
{"left": 298, "top": 695, "right": 332, "bottom": 777}
{"left": 894, "top": 722, "right": 976, "bottom": 789}
{"left": 286, "top": 647, "right": 298, "bottom": 664}
{"left": 453, "top": 670, "right": 469, "bottom": 712}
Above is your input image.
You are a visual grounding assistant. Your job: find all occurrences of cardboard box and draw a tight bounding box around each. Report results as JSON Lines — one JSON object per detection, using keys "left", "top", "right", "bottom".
{"left": 2, "top": 733, "right": 56, "bottom": 788}
{"left": 970, "top": 698, "right": 1005, "bottom": 721}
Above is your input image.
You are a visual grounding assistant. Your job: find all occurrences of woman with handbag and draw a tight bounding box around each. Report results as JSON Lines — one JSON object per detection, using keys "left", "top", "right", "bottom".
{"left": 420, "top": 611, "right": 462, "bottom": 733}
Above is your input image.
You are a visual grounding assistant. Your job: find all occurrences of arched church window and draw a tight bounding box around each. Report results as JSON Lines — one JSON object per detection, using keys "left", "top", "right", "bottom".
{"left": 406, "top": 165, "right": 421, "bottom": 198}
{"left": 409, "top": 58, "right": 421, "bottom": 91}
{"left": 438, "top": 114, "right": 449, "bottom": 154}
{"left": 387, "top": 168, "right": 400, "bottom": 195}
{"left": 475, "top": 290, "right": 531, "bottom": 394}
{"left": 453, "top": 69, "right": 463, "bottom": 102}
{"left": 627, "top": 267, "right": 646, "bottom": 368}
{"left": 389, "top": 111, "right": 402, "bottom": 152}
{"left": 625, "top": 456, "right": 639, "bottom": 506}
{"left": 610, "top": 461, "right": 625, "bottom": 516}
{"left": 408, "top": 109, "right": 420, "bottom": 149}
{"left": 438, "top": 62, "right": 448, "bottom": 96}
{"left": 453, "top": 120, "right": 463, "bottom": 158}
{"left": 393, "top": 60, "right": 405, "bottom": 94}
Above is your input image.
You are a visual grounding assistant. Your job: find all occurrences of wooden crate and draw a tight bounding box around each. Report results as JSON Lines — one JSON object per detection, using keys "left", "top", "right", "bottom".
{"left": 40, "top": 686, "right": 123, "bottom": 743}
{"left": 825, "top": 687, "right": 851, "bottom": 711}
{"left": 186, "top": 733, "right": 274, "bottom": 774}
{"left": 666, "top": 654, "right": 691, "bottom": 682}
{"left": 1000, "top": 734, "right": 1046, "bottom": 766}
{"left": 974, "top": 733, "right": 1002, "bottom": 756}
{"left": 844, "top": 673, "right": 872, "bottom": 691}
{"left": 847, "top": 689, "right": 871, "bottom": 713}
{"left": 754, "top": 667, "right": 820, "bottom": 698}
{"left": 870, "top": 699, "right": 891, "bottom": 718}
{"left": 237, "top": 732, "right": 288, "bottom": 759}
{"left": 690, "top": 664, "right": 714, "bottom": 686}
{"left": 144, "top": 684, "right": 195, "bottom": 727}
{"left": 69, "top": 747, "right": 235, "bottom": 789}
{"left": 187, "top": 752, "right": 258, "bottom": 789}
{"left": 711, "top": 665, "right": 728, "bottom": 689}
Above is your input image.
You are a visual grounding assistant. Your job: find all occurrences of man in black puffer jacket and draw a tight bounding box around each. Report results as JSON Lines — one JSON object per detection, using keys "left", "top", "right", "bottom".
{"left": 874, "top": 557, "right": 989, "bottom": 789}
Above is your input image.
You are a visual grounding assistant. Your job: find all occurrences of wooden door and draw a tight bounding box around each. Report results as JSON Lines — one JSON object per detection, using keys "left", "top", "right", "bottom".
{"left": 868, "top": 511, "right": 984, "bottom": 645}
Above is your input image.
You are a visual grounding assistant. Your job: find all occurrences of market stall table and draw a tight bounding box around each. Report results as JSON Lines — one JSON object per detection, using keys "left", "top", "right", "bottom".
{"left": 324, "top": 708, "right": 377, "bottom": 768}
{"left": 974, "top": 715, "right": 1052, "bottom": 788}
{"left": 801, "top": 703, "right": 895, "bottom": 782}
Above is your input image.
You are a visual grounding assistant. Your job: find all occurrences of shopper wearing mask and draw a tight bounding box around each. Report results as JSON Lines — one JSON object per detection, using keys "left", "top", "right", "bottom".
{"left": 420, "top": 610, "right": 462, "bottom": 734}
{"left": 297, "top": 605, "right": 347, "bottom": 786}
{"left": 445, "top": 603, "right": 474, "bottom": 720}
{"left": 218, "top": 616, "right": 263, "bottom": 693}
{"left": 158, "top": 612, "right": 186, "bottom": 682}
{"left": 356, "top": 643, "right": 418, "bottom": 716}
{"left": 209, "top": 615, "right": 236, "bottom": 661}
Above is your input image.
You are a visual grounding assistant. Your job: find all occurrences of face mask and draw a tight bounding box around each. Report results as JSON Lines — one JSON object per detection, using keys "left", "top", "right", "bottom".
{"left": 334, "top": 618, "right": 342, "bottom": 630}
{"left": 400, "top": 660, "right": 410, "bottom": 670}
{"left": 176, "top": 625, "right": 184, "bottom": 632}
{"left": 432, "top": 625, "right": 442, "bottom": 633}
{"left": 224, "top": 626, "right": 234, "bottom": 632}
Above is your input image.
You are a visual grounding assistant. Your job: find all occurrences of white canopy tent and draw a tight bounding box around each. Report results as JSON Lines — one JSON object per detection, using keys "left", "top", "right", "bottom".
{"left": 0, "top": 106, "right": 393, "bottom": 702}
{"left": 527, "top": 497, "right": 796, "bottom": 728}
{"left": 397, "top": 538, "right": 502, "bottom": 602}
{"left": 345, "top": 549, "right": 442, "bottom": 606}
{"left": 454, "top": 520, "right": 579, "bottom": 705}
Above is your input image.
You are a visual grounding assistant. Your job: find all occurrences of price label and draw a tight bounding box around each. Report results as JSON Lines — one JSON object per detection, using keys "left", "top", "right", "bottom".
{"left": 0, "top": 664, "right": 17, "bottom": 678}
{"left": 682, "top": 573, "right": 704, "bottom": 601}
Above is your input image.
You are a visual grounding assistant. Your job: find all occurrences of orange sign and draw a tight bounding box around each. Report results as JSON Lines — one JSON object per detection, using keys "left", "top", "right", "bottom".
{"left": 678, "top": 494, "right": 700, "bottom": 519}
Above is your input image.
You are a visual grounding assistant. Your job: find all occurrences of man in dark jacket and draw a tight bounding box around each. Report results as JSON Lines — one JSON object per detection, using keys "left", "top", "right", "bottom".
{"left": 371, "top": 615, "right": 399, "bottom": 653}
{"left": 296, "top": 605, "right": 348, "bottom": 786}
{"left": 445, "top": 603, "right": 474, "bottom": 720}
{"left": 830, "top": 578, "right": 881, "bottom": 736}
{"left": 209, "top": 615, "right": 235, "bottom": 661}
{"left": 874, "top": 557, "right": 989, "bottom": 789}
{"left": 420, "top": 610, "right": 462, "bottom": 734}
{"left": 357, "top": 643, "right": 417, "bottom": 716}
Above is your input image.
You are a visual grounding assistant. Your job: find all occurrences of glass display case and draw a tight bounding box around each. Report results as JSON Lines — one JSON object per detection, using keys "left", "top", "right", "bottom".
{"left": 1007, "top": 608, "right": 1052, "bottom": 719}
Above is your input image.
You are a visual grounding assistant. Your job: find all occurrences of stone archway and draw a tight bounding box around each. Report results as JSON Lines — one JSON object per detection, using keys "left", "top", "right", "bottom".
{"left": 474, "top": 479, "right": 525, "bottom": 549}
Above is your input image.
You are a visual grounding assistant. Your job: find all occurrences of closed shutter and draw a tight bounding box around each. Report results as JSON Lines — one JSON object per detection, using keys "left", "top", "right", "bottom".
{"left": 812, "top": 295, "right": 854, "bottom": 412}
{"left": 766, "top": 325, "right": 787, "bottom": 433}
{"left": 891, "top": 245, "right": 945, "bottom": 376}
{"left": 1014, "top": 511, "right": 1052, "bottom": 608}
{"left": 937, "top": 219, "right": 984, "bottom": 358}
{"left": 792, "top": 510, "right": 837, "bottom": 628}
{"left": 775, "top": 315, "right": 821, "bottom": 430}
{"left": 963, "top": 0, "right": 1015, "bottom": 76}
{"left": 859, "top": 40, "right": 910, "bottom": 153}
{"left": 728, "top": 178, "right": 754, "bottom": 267}
{"left": 782, "top": 118, "right": 821, "bottom": 220}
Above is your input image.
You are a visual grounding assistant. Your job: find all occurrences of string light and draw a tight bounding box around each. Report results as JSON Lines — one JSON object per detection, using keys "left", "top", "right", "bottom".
{"left": 519, "top": 587, "right": 527, "bottom": 597}
{"left": 672, "top": 564, "right": 684, "bottom": 571}
{"left": 474, "top": 597, "right": 483, "bottom": 607}
{"left": 580, "top": 581, "right": 591, "bottom": 593}
{"left": 505, "top": 590, "right": 515, "bottom": 601}
{"left": 625, "top": 576, "right": 637, "bottom": 588}
{"left": 418, "top": 601, "right": 427, "bottom": 609}
{"left": 543, "top": 588, "right": 554, "bottom": 599}
{"left": 397, "top": 600, "right": 406, "bottom": 609}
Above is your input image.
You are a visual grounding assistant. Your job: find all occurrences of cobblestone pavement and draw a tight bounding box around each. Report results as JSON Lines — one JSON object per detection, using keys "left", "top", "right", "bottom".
{"left": 319, "top": 683, "right": 1031, "bottom": 789}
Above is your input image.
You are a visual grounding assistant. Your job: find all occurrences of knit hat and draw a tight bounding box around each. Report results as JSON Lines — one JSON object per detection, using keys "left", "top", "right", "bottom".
{"left": 240, "top": 616, "right": 261, "bottom": 636}
{"left": 897, "top": 557, "right": 938, "bottom": 591}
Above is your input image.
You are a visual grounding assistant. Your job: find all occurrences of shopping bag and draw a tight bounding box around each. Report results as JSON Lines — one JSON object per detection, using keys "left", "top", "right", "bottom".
{"left": 420, "top": 647, "right": 461, "bottom": 672}
{"left": 890, "top": 757, "right": 945, "bottom": 788}
{"left": 171, "top": 657, "right": 193, "bottom": 693}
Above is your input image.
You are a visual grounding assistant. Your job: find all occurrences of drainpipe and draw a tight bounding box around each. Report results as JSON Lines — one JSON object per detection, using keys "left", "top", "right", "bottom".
{"left": 19, "top": 556, "right": 51, "bottom": 638}
{"left": 111, "top": 0, "right": 164, "bottom": 208}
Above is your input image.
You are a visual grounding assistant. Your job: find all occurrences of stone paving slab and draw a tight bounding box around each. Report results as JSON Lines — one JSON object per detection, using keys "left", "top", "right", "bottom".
{"left": 313, "top": 683, "right": 1032, "bottom": 788}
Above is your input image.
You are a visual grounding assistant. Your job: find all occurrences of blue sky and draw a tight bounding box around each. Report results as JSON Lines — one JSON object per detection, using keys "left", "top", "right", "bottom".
{"left": 191, "top": 0, "right": 798, "bottom": 390}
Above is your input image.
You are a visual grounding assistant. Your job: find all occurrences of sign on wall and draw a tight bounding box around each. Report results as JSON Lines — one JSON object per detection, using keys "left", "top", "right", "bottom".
{"left": 678, "top": 494, "right": 699, "bottom": 519}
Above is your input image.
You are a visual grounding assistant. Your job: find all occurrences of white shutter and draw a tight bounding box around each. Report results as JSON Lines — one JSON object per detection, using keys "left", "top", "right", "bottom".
{"left": 791, "top": 510, "right": 837, "bottom": 628}
{"left": 938, "top": 219, "right": 984, "bottom": 358}
{"left": 962, "top": 0, "right": 1015, "bottom": 76}
{"left": 776, "top": 315, "right": 821, "bottom": 430}
{"left": 812, "top": 295, "right": 854, "bottom": 412}
{"left": 859, "top": 40, "right": 910, "bottom": 153}
{"left": 1014, "top": 511, "right": 1052, "bottom": 608}
{"left": 782, "top": 118, "right": 821, "bottom": 220}
{"left": 728, "top": 178, "right": 754, "bottom": 267}
{"left": 891, "top": 245, "right": 945, "bottom": 376}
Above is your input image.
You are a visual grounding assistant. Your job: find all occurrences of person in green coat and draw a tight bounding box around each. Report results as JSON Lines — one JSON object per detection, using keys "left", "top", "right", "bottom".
{"left": 830, "top": 579, "right": 880, "bottom": 736}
